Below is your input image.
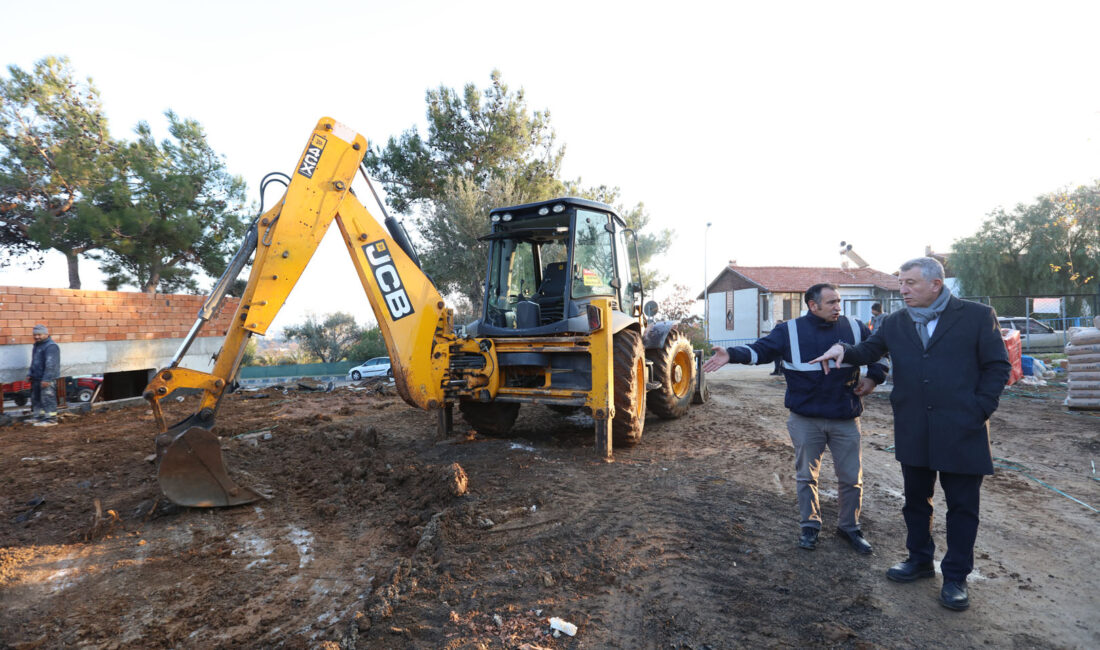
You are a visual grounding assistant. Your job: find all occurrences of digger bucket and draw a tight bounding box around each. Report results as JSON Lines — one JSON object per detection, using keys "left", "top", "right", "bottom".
{"left": 158, "top": 427, "right": 263, "bottom": 507}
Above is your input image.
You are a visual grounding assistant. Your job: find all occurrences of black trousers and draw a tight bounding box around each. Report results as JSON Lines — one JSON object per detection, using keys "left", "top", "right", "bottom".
{"left": 900, "top": 464, "right": 983, "bottom": 583}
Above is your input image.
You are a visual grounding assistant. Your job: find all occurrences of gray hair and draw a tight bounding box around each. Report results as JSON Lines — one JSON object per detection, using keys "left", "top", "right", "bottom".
{"left": 899, "top": 257, "right": 944, "bottom": 281}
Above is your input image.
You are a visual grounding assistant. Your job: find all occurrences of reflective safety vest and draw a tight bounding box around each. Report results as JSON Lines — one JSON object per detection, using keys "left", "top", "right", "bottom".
{"left": 783, "top": 316, "right": 862, "bottom": 372}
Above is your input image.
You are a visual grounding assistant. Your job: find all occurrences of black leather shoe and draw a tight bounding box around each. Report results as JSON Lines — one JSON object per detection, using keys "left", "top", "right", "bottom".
{"left": 798, "top": 527, "right": 819, "bottom": 550}
{"left": 886, "top": 559, "right": 936, "bottom": 583}
{"left": 835, "top": 527, "right": 873, "bottom": 555}
{"left": 940, "top": 581, "right": 969, "bottom": 611}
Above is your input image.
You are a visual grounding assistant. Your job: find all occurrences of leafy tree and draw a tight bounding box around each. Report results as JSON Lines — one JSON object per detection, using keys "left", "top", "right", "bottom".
{"left": 365, "top": 70, "right": 675, "bottom": 307}
{"left": 364, "top": 71, "right": 565, "bottom": 308}
{"left": 364, "top": 69, "right": 564, "bottom": 214}
{"left": 952, "top": 185, "right": 1100, "bottom": 318}
{"left": 654, "top": 283, "right": 706, "bottom": 349}
{"left": 346, "top": 325, "right": 389, "bottom": 362}
{"left": 0, "top": 56, "right": 117, "bottom": 288}
{"left": 240, "top": 338, "right": 259, "bottom": 366}
{"left": 283, "top": 312, "right": 363, "bottom": 363}
{"left": 1047, "top": 183, "right": 1100, "bottom": 288}
{"left": 88, "top": 111, "right": 249, "bottom": 293}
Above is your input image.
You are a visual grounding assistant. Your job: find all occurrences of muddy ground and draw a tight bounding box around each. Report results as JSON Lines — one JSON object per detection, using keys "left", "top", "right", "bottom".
{"left": 1, "top": 365, "right": 1097, "bottom": 649}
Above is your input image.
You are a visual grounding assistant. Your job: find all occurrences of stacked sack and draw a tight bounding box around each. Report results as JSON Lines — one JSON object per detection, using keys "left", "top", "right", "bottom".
{"left": 1065, "top": 315, "right": 1100, "bottom": 410}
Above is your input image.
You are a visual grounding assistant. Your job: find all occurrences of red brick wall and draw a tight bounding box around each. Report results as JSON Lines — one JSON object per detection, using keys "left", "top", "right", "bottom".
{"left": 0, "top": 287, "right": 239, "bottom": 345}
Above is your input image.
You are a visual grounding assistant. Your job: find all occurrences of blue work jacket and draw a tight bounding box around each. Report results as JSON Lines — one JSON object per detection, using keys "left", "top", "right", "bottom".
{"left": 726, "top": 313, "right": 887, "bottom": 420}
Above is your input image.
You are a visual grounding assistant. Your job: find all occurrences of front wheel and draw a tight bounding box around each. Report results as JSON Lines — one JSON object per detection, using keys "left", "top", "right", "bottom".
{"left": 647, "top": 329, "right": 695, "bottom": 419}
{"left": 351, "top": 371, "right": 361, "bottom": 380}
{"left": 13, "top": 393, "right": 28, "bottom": 406}
{"left": 459, "top": 401, "right": 521, "bottom": 437}
{"left": 611, "top": 329, "right": 647, "bottom": 446}
{"left": 76, "top": 387, "right": 95, "bottom": 402}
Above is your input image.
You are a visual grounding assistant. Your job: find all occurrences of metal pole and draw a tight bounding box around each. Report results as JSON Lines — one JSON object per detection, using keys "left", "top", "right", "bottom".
{"left": 704, "top": 221, "right": 712, "bottom": 346}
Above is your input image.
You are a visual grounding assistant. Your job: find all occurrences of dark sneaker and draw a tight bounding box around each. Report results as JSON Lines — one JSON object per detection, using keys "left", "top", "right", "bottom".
{"left": 886, "top": 559, "right": 936, "bottom": 582}
{"left": 798, "top": 526, "right": 819, "bottom": 550}
{"left": 835, "top": 527, "right": 873, "bottom": 555}
{"left": 940, "top": 580, "right": 969, "bottom": 611}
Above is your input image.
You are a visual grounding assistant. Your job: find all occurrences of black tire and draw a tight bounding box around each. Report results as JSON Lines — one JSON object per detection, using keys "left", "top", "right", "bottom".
{"left": 351, "top": 371, "right": 361, "bottom": 380}
{"left": 386, "top": 367, "right": 394, "bottom": 378}
{"left": 459, "top": 401, "right": 521, "bottom": 437}
{"left": 76, "top": 387, "right": 94, "bottom": 402}
{"left": 612, "top": 329, "right": 647, "bottom": 446}
{"left": 13, "top": 393, "right": 27, "bottom": 406}
{"left": 646, "top": 329, "right": 695, "bottom": 419}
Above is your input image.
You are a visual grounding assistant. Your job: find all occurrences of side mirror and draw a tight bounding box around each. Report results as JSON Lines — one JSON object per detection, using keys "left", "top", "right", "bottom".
{"left": 643, "top": 301, "right": 659, "bottom": 318}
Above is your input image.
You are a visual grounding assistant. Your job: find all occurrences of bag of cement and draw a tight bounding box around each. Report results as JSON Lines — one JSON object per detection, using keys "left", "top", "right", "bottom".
{"left": 1069, "top": 328, "right": 1100, "bottom": 345}
{"left": 1065, "top": 343, "right": 1100, "bottom": 356}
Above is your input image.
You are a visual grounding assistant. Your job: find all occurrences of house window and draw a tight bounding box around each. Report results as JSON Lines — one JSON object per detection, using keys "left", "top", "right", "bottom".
{"left": 725, "top": 291, "right": 735, "bottom": 329}
{"left": 782, "top": 297, "right": 793, "bottom": 321}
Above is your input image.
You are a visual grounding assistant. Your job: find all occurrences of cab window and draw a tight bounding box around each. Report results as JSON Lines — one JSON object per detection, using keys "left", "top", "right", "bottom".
{"left": 571, "top": 210, "right": 616, "bottom": 299}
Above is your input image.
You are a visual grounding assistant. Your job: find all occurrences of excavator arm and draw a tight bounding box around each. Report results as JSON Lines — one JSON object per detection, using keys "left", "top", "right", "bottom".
{"left": 144, "top": 117, "right": 483, "bottom": 506}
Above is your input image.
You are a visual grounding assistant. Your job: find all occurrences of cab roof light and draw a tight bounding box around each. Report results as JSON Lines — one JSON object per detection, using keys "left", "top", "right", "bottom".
{"left": 552, "top": 203, "right": 565, "bottom": 213}
{"left": 502, "top": 213, "right": 513, "bottom": 221}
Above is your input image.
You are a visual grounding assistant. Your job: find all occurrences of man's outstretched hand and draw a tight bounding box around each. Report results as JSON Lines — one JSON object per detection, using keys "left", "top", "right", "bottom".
{"left": 808, "top": 343, "right": 846, "bottom": 374}
{"left": 703, "top": 346, "right": 729, "bottom": 373}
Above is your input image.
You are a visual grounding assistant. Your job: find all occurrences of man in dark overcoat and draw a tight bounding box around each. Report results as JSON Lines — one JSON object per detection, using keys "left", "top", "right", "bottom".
{"left": 811, "top": 257, "right": 1011, "bottom": 611}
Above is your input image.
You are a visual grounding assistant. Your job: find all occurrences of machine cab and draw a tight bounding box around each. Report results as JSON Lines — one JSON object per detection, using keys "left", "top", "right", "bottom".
{"left": 467, "top": 197, "right": 642, "bottom": 337}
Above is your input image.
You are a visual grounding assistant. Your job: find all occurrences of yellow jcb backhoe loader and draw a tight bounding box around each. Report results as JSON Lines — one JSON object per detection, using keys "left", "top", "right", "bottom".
{"left": 144, "top": 117, "right": 708, "bottom": 507}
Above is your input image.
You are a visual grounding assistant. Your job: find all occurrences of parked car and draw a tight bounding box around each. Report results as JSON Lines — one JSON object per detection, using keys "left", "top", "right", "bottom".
{"left": 998, "top": 317, "right": 1067, "bottom": 350}
{"left": 2, "top": 376, "right": 102, "bottom": 406}
{"left": 347, "top": 357, "right": 393, "bottom": 381}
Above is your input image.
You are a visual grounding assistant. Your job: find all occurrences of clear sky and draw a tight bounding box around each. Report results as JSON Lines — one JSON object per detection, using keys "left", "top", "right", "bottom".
{"left": 3, "top": 1, "right": 1099, "bottom": 334}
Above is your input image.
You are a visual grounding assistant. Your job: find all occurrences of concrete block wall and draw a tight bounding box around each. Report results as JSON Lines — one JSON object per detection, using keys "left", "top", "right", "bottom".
{"left": 0, "top": 287, "right": 239, "bottom": 382}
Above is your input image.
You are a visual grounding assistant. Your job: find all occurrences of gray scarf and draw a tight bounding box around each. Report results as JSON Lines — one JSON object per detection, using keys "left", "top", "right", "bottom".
{"left": 906, "top": 285, "right": 951, "bottom": 348}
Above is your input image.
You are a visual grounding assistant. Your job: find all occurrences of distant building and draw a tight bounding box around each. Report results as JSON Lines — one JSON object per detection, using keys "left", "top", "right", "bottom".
{"left": 698, "top": 264, "right": 902, "bottom": 344}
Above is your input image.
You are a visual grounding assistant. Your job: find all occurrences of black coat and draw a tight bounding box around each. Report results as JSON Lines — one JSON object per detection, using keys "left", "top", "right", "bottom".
{"left": 842, "top": 296, "right": 1011, "bottom": 475}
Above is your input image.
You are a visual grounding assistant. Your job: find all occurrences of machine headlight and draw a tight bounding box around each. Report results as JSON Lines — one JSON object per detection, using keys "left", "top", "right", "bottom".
{"left": 491, "top": 214, "right": 501, "bottom": 223}
{"left": 502, "top": 213, "right": 513, "bottom": 221}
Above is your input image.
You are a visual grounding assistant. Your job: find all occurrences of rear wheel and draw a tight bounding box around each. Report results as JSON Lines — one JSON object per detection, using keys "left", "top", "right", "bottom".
{"left": 459, "top": 401, "right": 521, "bottom": 437}
{"left": 647, "top": 329, "right": 695, "bottom": 419}
{"left": 612, "top": 329, "right": 647, "bottom": 446}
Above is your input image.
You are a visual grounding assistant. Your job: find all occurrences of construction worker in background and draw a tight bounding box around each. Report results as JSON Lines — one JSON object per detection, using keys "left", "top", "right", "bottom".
{"left": 703, "top": 283, "right": 887, "bottom": 554}
{"left": 869, "top": 303, "right": 886, "bottom": 332}
{"left": 28, "top": 324, "right": 60, "bottom": 426}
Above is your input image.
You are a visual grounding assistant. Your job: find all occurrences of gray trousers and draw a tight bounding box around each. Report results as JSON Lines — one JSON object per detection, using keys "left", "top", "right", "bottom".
{"left": 787, "top": 412, "right": 864, "bottom": 532}
{"left": 31, "top": 380, "right": 58, "bottom": 418}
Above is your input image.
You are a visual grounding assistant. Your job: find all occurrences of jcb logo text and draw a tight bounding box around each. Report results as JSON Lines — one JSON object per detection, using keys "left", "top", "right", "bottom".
{"left": 363, "top": 240, "right": 414, "bottom": 321}
{"left": 298, "top": 134, "right": 327, "bottom": 178}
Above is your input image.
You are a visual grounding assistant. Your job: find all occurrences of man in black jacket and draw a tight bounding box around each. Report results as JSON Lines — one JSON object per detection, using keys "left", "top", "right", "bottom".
{"left": 811, "top": 258, "right": 1011, "bottom": 611}
{"left": 28, "top": 324, "right": 61, "bottom": 427}
{"left": 704, "top": 283, "right": 887, "bottom": 554}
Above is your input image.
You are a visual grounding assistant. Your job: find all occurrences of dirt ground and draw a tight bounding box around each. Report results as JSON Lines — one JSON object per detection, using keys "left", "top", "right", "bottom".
{"left": 1, "top": 365, "right": 1097, "bottom": 649}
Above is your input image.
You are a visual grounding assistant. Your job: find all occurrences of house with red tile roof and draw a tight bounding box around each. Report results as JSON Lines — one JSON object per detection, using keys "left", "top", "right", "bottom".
{"left": 698, "top": 264, "right": 902, "bottom": 344}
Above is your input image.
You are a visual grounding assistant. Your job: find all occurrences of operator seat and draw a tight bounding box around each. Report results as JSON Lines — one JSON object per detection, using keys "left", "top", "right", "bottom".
{"left": 532, "top": 262, "right": 567, "bottom": 323}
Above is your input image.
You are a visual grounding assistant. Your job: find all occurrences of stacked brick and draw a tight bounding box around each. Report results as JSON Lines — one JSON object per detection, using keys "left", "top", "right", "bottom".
{"left": 1065, "top": 316, "right": 1100, "bottom": 410}
{"left": 0, "top": 287, "right": 239, "bottom": 346}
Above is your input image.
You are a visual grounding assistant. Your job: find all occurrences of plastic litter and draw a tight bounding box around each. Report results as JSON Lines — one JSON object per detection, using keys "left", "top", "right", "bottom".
{"left": 548, "top": 617, "right": 577, "bottom": 637}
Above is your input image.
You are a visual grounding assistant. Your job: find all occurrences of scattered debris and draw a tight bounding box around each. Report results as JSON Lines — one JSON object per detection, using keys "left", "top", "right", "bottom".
{"left": 549, "top": 616, "right": 577, "bottom": 637}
